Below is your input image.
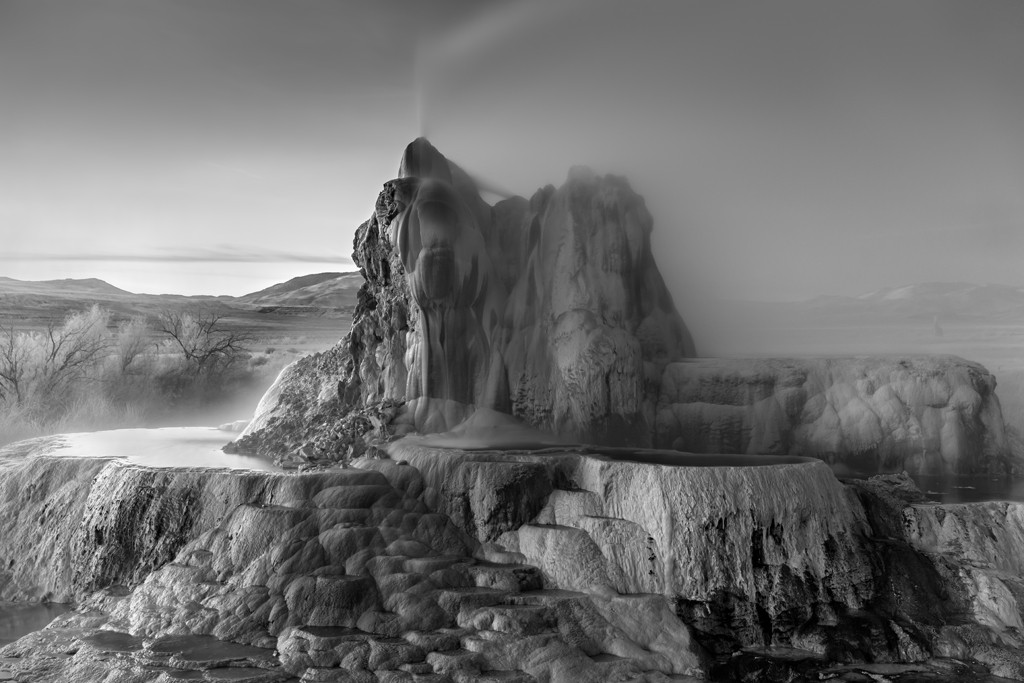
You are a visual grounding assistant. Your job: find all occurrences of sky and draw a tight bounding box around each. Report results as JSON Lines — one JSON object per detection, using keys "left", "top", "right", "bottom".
{"left": 2, "top": 0, "right": 1023, "bottom": 300}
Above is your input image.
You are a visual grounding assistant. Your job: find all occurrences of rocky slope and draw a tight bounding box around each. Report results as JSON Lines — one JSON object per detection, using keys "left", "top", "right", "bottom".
{"left": 656, "top": 356, "right": 1011, "bottom": 474}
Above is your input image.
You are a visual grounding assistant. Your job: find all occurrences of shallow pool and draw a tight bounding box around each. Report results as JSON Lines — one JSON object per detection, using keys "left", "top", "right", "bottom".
{"left": 0, "top": 602, "right": 68, "bottom": 648}
{"left": 910, "top": 473, "right": 1024, "bottom": 504}
{"left": 39, "top": 428, "right": 280, "bottom": 472}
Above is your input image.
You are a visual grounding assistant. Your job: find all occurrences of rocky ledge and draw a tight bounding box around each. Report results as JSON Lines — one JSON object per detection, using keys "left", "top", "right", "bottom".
{"left": 5, "top": 432, "right": 1024, "bottom": 681}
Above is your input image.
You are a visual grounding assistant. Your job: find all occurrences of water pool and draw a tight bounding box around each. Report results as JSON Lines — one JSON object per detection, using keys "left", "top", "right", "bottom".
{"left": 34, "top": 427, "right": 280, "bottom": 472}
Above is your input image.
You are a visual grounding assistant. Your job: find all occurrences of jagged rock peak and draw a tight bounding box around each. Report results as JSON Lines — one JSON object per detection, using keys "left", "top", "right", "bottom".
{"left": 232, "top": 139, "right": 700, "bottom": 459}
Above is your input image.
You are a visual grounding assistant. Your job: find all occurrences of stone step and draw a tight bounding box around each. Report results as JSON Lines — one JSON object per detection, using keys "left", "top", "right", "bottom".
{"left": 473, "top": 671, "right": 536, "bottom": 683}
{"left": 433, "top": 587, "right": 507, "bottom": 619}
{"left": 468, "top": 562, "right": 543, "bottom": 593}
{"left": 475, "top": 543, "right": 527, "bottom": 565}
{"left": 367, "top": 636, "right": 427, "bottom": 670}
{"left": 398, "top": 661, "right": 435, "bottom": 674}
{"left": 589, "top": 652, "right": 643, "bottom": 679}
{"left": 298, "top": 667, "right": 374, "bottom": 683}
{"left": 402, "top": 629, "right": 465, "bottom": 653}
{"left": 426, "top": 648, "right": 485, "bottom": 676}
{"left": 502, "top": 589, "right": 589, "bottom": 607}
{"left": 287, "top": 625, "right": 371, "bottom": 651}
{"left": 404, "top": 555, "right": 469, "bottom": 575}
{"left": 458, "top": 604, "right": 554, "bottom": 636}
{"left": 159, "top": 667, "right": 291, "bottom": 682}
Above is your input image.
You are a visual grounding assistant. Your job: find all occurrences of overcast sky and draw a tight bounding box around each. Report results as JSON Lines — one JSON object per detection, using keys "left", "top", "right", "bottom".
{"left": 2, "top": 0, "right": 1023, "bottom": 300}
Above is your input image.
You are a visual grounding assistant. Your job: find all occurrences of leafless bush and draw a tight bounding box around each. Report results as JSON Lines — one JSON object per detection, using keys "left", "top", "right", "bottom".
{"left": 0, "top": 305, "right": 111, "bottom": 419}
{"left": 0, "top": 305, "right": 269, "bottom": 447}
{"left": 157, "top": 309, "right": 253, "bottom": 376}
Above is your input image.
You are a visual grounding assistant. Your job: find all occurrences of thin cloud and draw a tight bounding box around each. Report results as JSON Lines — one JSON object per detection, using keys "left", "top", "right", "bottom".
{"left": 0, "top": 245, "right": 355, "bottom": 265}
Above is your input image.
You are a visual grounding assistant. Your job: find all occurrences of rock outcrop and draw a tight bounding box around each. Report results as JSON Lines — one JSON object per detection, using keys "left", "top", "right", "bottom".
{"left": 230, "top": 138, "right": 697, "bottom": 463}
{"left": 229, "top": 141, "right": 1012, "bottom": 477}
{"left": 656, "top": 356, "right": 1011, "bottom": 474}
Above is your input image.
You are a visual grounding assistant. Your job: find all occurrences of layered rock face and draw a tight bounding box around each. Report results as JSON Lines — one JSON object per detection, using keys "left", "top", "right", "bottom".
{"left": 848, "top": 474, "right": 1024, "bottom": 680}
{"left": 390, "top": 439, "right": 876, "bottom": 655}
{"left": 8, "top": 423, "right": 1024, "bottom": 679}
{"left": 0, "top": 438, "right": 707, "bottom": 682}
{"left": 391, "top": 437, "right": 1024, "bottom": 679}
{"left": 231, "top": 138, "right": 696, "bottom": 461}
{"left": 656, "top": 356, "right": 1011, "bottom": 474}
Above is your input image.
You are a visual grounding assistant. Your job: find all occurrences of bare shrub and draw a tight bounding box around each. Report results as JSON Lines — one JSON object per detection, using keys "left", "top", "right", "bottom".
{"left": 113, "top": 315, "right": 150, "bottom": 373}
{"left": 157, "top": 310, "right": 252, "bottom": 376}
{"left": 155, "top": 308, "right": 256, "bottom": 408}
{"left": 0, "top": 305, "right": 111, "bottom": 421}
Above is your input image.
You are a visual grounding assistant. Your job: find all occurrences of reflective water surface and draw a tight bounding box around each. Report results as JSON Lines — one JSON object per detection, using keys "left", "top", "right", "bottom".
{"left": 911, "top": 473, "right": 1024, "bottom": 504}
{"left": 41, "top": 427, "right": 280, "bottom": 471}
{"left": 0, "top": 602, "right": 68, "bottom": 648}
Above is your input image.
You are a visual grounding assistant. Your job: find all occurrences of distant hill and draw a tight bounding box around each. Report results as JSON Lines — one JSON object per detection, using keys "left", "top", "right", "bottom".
{"left": 0, "top": 276, "right": 133, "bottom": 299}
{"left": 0, "top": 272, "right": 364, "bottom": 331}
{"left": 236, "top": 272, "right": 362, "bottom": 309}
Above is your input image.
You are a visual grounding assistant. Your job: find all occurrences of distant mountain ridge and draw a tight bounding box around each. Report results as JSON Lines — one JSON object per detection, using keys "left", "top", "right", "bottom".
{"left": 0, "top": 276, "right": 132, "bottom": 298}
{"left": 236, "top": 272, "right": 362, "bottom": 308}
{"left": 0, "top": 272, "right": 362, "bottom": 326}
{"left": 0, "top": 272, "right": 361, "bottom": 308}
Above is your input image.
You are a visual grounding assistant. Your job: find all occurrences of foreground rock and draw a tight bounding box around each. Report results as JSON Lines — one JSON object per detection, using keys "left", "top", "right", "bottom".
{"left": 0, "top": 437, "right": 705, "bottom": 682}
{"left": 6, "top": 430, "right": 1024, "bottom": 680}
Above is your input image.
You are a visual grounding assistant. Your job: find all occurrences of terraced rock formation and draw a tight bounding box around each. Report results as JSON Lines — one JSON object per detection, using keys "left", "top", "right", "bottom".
{"left": 7, "top": 432, "right": 1024, "bottom": 681}
{"left": 0, "top": 438, "right": 705, "bottom": 682}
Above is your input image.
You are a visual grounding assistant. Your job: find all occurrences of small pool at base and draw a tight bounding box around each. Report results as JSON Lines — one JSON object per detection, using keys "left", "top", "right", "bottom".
{"left": 909, "top": 473, "right": 1024, "bottom": 504}
{"left": 0, "top": 602, "right": 69, "bottom": 648}
{"left": 580, "top": 446, "right": 814, "bottom": 468}
{"left": 37, "top": 427, "right": 281, "bottom": 472}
